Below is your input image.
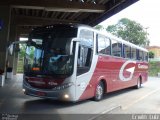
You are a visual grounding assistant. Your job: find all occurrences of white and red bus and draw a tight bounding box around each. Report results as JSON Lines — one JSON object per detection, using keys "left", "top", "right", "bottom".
{"left": 22, "top": 24, "right": 148, "bottom": 102}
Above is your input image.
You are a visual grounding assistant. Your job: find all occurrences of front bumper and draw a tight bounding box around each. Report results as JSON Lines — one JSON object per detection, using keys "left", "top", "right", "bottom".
{"left": 23, "top": 82, "right": 75, "bottom": 102}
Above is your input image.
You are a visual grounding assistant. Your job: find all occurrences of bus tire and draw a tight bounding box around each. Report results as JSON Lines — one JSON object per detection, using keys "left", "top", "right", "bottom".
{"left": 135, "top": 77, "right": 141, "bottom": 89}
{"left": 94, "top": 81, "right": 104, "bottom": 101}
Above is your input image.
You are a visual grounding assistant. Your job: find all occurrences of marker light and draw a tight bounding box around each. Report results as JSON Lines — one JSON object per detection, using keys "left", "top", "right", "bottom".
{"left": 32, "top": 67, "right": 40, "bottom": 71}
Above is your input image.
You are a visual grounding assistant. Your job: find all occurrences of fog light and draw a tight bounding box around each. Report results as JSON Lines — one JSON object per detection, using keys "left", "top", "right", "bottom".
{"left": 22, "top": 89, "right": 26, "bottom": 92}
{"left": 64, "top": 94, "right": 69, "bottom": 99}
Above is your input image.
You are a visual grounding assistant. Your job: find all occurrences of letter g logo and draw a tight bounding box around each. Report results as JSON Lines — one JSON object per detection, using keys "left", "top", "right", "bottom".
{"left": 119, "top": 60, "right": 136, "bottom": 81}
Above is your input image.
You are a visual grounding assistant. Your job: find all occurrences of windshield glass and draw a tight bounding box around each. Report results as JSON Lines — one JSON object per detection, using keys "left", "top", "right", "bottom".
{"left": 24, "top": 25, "right": 77, "bottom": 77}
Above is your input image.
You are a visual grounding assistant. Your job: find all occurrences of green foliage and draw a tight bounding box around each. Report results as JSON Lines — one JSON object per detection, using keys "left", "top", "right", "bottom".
{"left": 149, "top": 61, "right": 160, "bottom": 76}
{"left": 94, "top": 25, "right": 104, "bottom": 30}
{"left": 19, "top": 44, "right": 34, "bottom": 59}
{"left": 149, "top": 51, "right": 154, "bottom": 58}
{"left": 19, "top": 44, "right": 26, "bottom": 58}
{"left": 17, "top": 44, "right": 26, "bottom": 73}
{"left": 28, "top": 46, "right": 35, "bottom": 59}
{"left": 17, "top": 59, "right": 24, "bottom": 73}
{"left": 17, "top": 44, "right": 34, "bottom": 73}
{"left": 106, "top": 18, "right": 150, "bottom": 46}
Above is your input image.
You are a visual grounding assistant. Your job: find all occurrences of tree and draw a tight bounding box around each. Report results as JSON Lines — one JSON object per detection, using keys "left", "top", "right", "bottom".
{"left": 94, "top": 25, "right": 104, "bottom": 31}
{"left": 19, "top": 44, "right": 34, "bottom": 59}
{"left": 106, "top": 18, "right": 150, "bottom": 46}
{"left": 19, "top": 44, "right": 26, "bottom": 58}
{"left": 149, "top": 51, "right": 154, "bottom": 58}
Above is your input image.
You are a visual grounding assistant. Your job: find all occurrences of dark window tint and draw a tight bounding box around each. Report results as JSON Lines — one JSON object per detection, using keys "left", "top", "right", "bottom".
{"left": 144, "top": 52, "right": 148, "bottom": 61}
{"left": 77, "top": 45, "right": 93, "bottom": 76}
{"left": 123, "top": 44, "right": 131, "bottom": 58}
{"left": 112, "top": 40, "right": 122, "bottom": 57}
{"left": 131, "top": 47, "right": 136, "bottom": 60}
{"left": 137, "top": 50, "right": 144, "bottom": 61}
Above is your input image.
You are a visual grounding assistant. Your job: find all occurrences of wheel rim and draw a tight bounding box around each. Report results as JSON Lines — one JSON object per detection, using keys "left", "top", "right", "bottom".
{"left": 137, "top": 78, "right": 141, "bottom": 88}
{"left": 96, "top": 84, "right": 103, "bottom": 100}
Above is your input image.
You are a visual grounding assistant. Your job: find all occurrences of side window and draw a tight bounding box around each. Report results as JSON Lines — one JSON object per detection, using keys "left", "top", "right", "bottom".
{"left": 77, "top": 29, "right": 94, "bottom": 76}
{"left": 111, "top": 40, "right": 122, "bottom": 57}
{"left": 77, "top": 46, "right": 92, "bottom": 67}
{"left": 97, "top": 34, "right": 110, "bottom": 55}
{"left": 123, "top": 44, "right": 131, "bottom": 59}
{"left": 144, "top": 52, "right": 148, "bottom": 61}
{"left": 131, "top": 47, "right": 136, "bottom": 60}
{"left": 79, "top": 29, "right": 94, "bottom": 47}
{"left": 137, "top": 50, "right": 144, "bottom": 61}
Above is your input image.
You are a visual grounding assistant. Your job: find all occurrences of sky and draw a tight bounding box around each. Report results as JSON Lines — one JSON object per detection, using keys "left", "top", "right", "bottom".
{"left": 100, "top": 0, "right": 160, "bottom": 46}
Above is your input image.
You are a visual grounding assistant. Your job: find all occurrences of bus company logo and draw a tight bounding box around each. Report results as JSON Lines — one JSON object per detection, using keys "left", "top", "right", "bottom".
{"left": 119, "top": 60, "right": 136, "bottom": 81}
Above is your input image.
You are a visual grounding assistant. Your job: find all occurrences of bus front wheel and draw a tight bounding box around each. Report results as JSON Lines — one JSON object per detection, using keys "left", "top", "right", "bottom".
{"left": 135, "top": 77, "right": 142, "bottom": 89}
{"left": 94, "top": 81, "right": 104, "bottom": 101}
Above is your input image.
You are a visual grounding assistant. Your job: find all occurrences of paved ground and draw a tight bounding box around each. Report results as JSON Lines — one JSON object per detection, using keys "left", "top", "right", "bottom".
{"left": 0, "top": 74, "right": 160, "bottom": 120}
{"left": 110, "top": 76, "right": 160, "bottom": 114}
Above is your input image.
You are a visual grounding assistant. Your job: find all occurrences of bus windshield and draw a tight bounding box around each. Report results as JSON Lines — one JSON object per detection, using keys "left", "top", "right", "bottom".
{"left": 24, "top": 25, "right": 77, "bottom": 77}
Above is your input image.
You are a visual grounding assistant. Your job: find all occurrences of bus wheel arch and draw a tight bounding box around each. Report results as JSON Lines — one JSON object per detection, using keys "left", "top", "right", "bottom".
{"left": 101, "top": 80, "right": 107, "bottom": 93}
{"left": 94, "top": 79, "right": 106, "bottom": 101}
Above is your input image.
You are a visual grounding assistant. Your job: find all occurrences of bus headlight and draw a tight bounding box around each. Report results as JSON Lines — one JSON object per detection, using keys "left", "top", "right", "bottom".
{"left": 53, "top": 82, "right": 73, "bottom": 91}
{"left": 64, "top": 94, "right": 69, "bottom": 99}
{"left": 22, "top": 89, "right": 26, "bottom": 92}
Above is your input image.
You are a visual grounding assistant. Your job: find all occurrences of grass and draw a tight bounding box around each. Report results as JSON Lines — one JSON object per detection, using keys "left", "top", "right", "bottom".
{"left": 149, "top": 61, "right": 160, "bottom": 76}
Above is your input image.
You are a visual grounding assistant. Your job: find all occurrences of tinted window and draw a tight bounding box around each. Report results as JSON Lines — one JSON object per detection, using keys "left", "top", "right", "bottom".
{"left": 144, "top": 52, "right": 148, "bottom": 61}
{"left": 78, "top": 45, "right": 92, "bottom": 65}
{"left": 30, "top": 25, "right": 78, "bottom": 39}
{"left": 137, "top": 50, "right": 144, "bottom": 61}
{"left": 112, "top": 40, "right": 122, "bottom": 57}
{"left": 131, "top": 47, "right": 137, "bottom": 60}
{"left": 123, "top": 44, "right": 131, "bottom": 58}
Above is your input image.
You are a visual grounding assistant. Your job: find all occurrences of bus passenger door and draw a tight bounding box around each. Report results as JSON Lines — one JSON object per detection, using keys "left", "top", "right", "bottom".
{"left": 75, "top": 44, "right": 95, "bottom": 101}
{"left": 75, "top": 29, "right": 95, "bottom": 101}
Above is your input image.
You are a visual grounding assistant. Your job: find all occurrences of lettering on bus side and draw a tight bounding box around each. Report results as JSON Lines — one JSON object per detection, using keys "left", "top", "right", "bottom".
{"left": 138, "top": 64, "right": 148, "bottom": 69}
{"left": 119, "top": 60, "right": 136, "bottom": 81}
